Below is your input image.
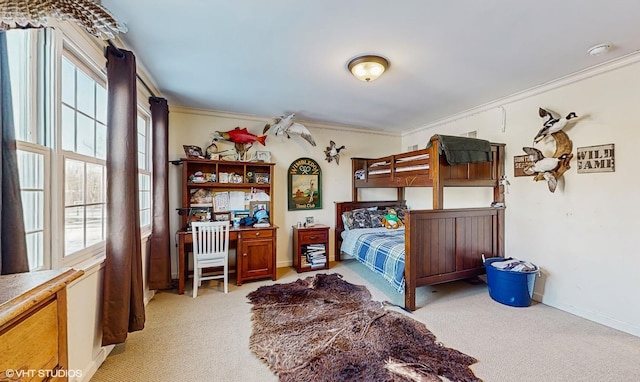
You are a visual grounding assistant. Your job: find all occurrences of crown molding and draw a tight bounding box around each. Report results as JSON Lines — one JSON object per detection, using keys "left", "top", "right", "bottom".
{"left": 405, "top": 50, "right": 640, "bottom": 135}
{"left": 169, "top": 105, "right": 400, "bottom": 137}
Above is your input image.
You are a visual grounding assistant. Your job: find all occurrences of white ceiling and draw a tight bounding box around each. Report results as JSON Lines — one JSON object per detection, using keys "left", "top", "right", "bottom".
{"left": 102, "top": 0, "right": 640, "bottom": 133}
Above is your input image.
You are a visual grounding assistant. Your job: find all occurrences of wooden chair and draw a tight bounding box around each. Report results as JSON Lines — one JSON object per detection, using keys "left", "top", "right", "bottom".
{"left": 191, "top": 221, "right": 230, "bottom": 297}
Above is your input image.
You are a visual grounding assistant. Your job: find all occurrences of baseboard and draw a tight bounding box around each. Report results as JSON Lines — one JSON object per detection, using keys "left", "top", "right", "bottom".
{"left": 277, "top": 259, "right": 293, "bottom": 268}
{"left": 535, "top": 294, "right": 639, "bottom": 337}
{"left": 144, "top": 289, "right": 155, "bottom": 305}
{"left": 75, "top": 344, "right": 115, "bottom": 382}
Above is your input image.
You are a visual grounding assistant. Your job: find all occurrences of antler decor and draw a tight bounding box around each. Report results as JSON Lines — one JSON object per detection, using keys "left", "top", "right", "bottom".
{"left": 0, "top": 0, "right": 127, "bottom": 40}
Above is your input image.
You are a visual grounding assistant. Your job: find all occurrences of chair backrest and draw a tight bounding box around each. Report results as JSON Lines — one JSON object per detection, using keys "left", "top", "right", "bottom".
{"left": 191, "top": 221, "right": 230, "bottom": 257}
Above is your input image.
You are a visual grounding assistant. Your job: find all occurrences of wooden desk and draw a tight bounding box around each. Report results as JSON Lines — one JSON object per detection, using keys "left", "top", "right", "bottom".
{"left": 177, "top": 225, "right": 278, "bottom": 294}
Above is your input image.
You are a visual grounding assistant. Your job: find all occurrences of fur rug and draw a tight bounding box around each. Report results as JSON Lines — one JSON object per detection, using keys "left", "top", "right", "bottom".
{"left": 247, "top": 273, "right": 480, "bottom": 381}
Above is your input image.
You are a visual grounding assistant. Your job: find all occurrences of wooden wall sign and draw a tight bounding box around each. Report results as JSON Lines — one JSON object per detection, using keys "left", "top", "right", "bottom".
{"left": 288, "top": 157, "right": 322, "bottom": 210}
{"left": 514, "top": 155, "right": 535, "bottom": 177}
{"left": 577, "top": 144, "right": 615, "bottom": 173}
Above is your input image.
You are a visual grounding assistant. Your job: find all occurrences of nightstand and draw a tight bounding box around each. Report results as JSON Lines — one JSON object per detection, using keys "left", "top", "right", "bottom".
{"left": 292, "top": 224, "right": 329, "bottom": 272}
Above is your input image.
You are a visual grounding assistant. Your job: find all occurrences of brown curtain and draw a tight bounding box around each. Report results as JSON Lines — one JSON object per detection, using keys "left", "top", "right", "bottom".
{"left": 102, "top": 46, "right": 145, "bottom": 345}
{"left": 0, "top": 31, "right": 29, "bottom": 275}
{"left": 147, "top": 97, "right": 171, "bottom": 290}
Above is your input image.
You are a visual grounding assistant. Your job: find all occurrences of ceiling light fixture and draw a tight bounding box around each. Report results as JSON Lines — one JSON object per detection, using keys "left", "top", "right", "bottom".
{"left": 587, "top": 43, "right": 611, "bottom": 56}
{"left": 348, "top": 55, "right": 389, "bottom": 82}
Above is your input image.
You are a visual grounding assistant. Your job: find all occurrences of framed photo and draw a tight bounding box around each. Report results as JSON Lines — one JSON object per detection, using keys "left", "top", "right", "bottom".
{"left": 213, "top": 212, "right": 230, "bottom": 221}
{"left": 255, "top": 151, "right": 271, "bottom": 162}
{"left": 254, "top": 173, "right": 270, "bottom": 184}
{"left": 189, "top": 188, "right": 213, "bottom": 207}
{"left": 250, "top": 201, "right": 269, "bottom": 217}
{"left": 305, "top": 216, "right": 315, "bottom": 227}
{"left": 288, "top": 157, "right": 322, "bottom": 211}
{"left": 183, "top": 145, "right": 204, "bottom": 158}
{"left": 218, "top": 172, "right": 230, "bottom": 183}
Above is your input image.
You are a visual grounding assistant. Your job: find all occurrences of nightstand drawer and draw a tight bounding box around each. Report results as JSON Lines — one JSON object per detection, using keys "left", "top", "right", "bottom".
{"left": 299, "top": 230, "right": 328, "bottom": 244}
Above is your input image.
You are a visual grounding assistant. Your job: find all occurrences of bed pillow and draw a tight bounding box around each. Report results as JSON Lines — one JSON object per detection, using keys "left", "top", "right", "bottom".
{"left": 397, "top": 207, "right": 408, "bottom": 222}
{"left": 369, "top": 210, "right": 386, "bottom": 228}
{"left": 342, "top": 208, "right": 372, "bottom": 229}
{"left": 341, "top": 213, "right": 351, "bottom": 231}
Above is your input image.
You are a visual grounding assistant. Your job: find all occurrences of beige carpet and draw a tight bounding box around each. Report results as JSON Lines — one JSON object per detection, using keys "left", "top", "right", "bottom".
{"left": 91, "top": 260, "right": 640, "bottom": 382}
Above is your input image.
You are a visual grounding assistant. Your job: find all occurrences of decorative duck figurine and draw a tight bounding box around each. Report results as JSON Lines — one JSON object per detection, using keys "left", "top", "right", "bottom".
{"left": 522, "top": 146, "right": 570, "bottom": 192}
{"left": 533, "top": 108, "right": 578, "bottom": 143}
{"left": 263, "top": 113, "right": 316, "bottom": 146}
{"left": 324, "top": 140, "right": 345, "bottom": 165}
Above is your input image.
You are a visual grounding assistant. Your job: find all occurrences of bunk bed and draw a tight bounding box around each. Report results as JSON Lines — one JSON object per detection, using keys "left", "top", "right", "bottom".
{"left": 335, "top": 135, "right": 506, "bottom": 311}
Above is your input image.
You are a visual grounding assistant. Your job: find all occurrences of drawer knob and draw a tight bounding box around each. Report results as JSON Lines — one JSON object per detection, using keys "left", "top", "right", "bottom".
{"left": 309, "top": 236, "right": 317, "bottom": 240}
{"left": 243, "top": 253, "right": 247, "bottom": 257}
{"left": 255, "top": 232, "right": 259, "bottom": 236}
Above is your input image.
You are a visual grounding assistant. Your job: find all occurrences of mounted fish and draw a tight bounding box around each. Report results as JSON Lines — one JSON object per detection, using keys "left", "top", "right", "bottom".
{"left": 534, "top": 108, "right": 579, "bottom": 144}
{"left": 263, "top": 113, "right": 316, "bottom": 146}
{"left": 212, "top": 127, "right": 267, "bottom": 160}
{"left": 324, "top": 140, "right": 345, "bottom": 165}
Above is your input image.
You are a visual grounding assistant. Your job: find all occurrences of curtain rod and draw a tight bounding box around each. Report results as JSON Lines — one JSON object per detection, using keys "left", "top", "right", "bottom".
{"left": 106, "top": 39, "right": 159, "bottom": 99}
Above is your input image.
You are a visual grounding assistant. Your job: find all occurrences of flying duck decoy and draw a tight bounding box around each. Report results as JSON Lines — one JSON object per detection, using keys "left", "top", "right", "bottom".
{"left": 324, "top": 140, "right": 345, "bottom": 165}
{"left": 533, "top": 108, "right": 578, "bottom": 143}
{"left": 263, "top": 113, "right": 316, "bottom": 146}
{"left": 522, "top": 146, "right": 570, "bottom": 192}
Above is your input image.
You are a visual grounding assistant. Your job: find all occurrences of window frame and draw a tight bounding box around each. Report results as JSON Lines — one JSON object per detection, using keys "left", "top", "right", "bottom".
{"left": 54, "top": 40, "right": 110, "bottom": 267}
{"left": 137, "top": 109, "right": 152, "bottom": 235}
{"left": 16, "top": 141, "right": 52, "bottom": 271}
{"left": 9, "top": 21, "right": 156, "bottom": 271}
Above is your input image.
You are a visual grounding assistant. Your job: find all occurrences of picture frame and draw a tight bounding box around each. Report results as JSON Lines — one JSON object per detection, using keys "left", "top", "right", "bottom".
{"left": 189, "top": 188, "right": 213, "bottom": 207}
{"left": 255, "top": 151, "right": 271, "bottom": 162}
{"left": 254, "top": 172, "right": 270, "bottom": 184}
{"left": 305, "top": 216, "right": 315, "bottom": 227}
{"left": 183, "top": 145, "right": 204, "bottom": 158}
{"left": 250, "top": 201, "right": 269, "bottom": 217}
{"left": 288, "top": 157, "right": 322, "bottom": 211}
{"left": 213, "top": 212, "right": 230, "bottom": 221}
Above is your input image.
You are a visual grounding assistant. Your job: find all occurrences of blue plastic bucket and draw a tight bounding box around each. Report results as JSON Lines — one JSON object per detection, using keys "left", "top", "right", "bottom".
{"left": 484, "top": 257, "right": 539, "bottom": 307}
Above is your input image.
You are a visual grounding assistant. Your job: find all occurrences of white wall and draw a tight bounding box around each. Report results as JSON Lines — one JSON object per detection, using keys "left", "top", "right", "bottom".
{"left": 66, "top": 237, "right": 154, "bottom": 382}
{"left": 402, "top": 54, "right": 640, "bottom": 337}
{"left": 168, "top": 108, "right": 401, "bottom": 271}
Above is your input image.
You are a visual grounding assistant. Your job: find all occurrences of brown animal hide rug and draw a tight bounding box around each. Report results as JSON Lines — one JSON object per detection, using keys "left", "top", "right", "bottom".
{"left": 247, "top": 273, "right": 480, "bottom": 381}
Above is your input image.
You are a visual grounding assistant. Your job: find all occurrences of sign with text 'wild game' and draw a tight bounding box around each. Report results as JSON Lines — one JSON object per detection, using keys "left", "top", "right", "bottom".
{"left": 577, "top": 144, "right": 615, "bottom": 173}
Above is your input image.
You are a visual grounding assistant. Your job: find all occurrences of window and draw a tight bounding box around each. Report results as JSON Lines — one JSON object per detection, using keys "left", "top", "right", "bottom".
{"left": 17, "top": 148, "right": 48, "bottom": 270}
{"left": 7, "top": 26, "right": 154, "bottom": 270}
{"left": 60, "top": 55, "right": 108, "bottom": 257}
{"left": 8, "top": 29, "right": 50, "bottom": 270}
{"left": 138, "top": 113, "right": 152, "bottom": 230}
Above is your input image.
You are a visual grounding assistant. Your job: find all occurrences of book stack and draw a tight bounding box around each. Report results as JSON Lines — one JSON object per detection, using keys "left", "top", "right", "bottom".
{"left": 303, "top": 244, "right": 326, "bottom": 268}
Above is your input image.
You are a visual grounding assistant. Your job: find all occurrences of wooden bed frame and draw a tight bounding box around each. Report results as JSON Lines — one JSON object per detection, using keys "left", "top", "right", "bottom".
{"left": 335, "top": 135, "right": 506, "bottom": 311}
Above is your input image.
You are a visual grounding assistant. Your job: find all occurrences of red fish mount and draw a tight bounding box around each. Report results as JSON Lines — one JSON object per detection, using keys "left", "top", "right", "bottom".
{"left": 212, "top": 127, "right": 268, "bottom": 160}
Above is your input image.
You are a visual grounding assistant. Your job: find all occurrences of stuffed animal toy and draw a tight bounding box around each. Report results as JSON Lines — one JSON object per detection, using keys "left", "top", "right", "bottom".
{"left": 381, "top": 209, "right": 403, "bottom": 229}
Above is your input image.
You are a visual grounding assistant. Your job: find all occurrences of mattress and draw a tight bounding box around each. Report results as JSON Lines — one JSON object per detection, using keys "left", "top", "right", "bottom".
{"left": 340, "top": 227, "right": 406, "bottom": 293}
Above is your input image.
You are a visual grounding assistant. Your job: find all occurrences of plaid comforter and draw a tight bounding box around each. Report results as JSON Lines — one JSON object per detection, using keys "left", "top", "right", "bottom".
{"left": 341, "top": 227, "right": 405, "bottom": 293}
